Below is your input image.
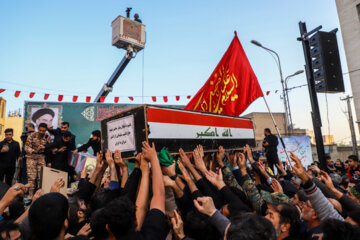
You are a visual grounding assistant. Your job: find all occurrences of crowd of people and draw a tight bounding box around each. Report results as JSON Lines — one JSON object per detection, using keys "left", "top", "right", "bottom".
{"left": 0, "top": 121, "right": 101, "bottom": 198}
{"left": 0, "top": 122, "right": 359, "bottom": 240}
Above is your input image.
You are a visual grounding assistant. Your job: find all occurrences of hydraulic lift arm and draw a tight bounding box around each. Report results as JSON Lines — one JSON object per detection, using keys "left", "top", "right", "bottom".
{"left": 94, "top": 47, "right": 136, "bottom": 102}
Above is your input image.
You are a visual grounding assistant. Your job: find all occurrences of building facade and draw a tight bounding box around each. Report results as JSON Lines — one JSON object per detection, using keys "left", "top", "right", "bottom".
{"left": 242, "top": 112, "right": 288, "bottom": 149}
{"left": 335, "top": 0, "right": 360, "bottom": 131}
{"left": 4, "top": 116, "right": 24, "bottom": 147}
{"left": 0, "top": 97, "right": 6, "bottom": 140}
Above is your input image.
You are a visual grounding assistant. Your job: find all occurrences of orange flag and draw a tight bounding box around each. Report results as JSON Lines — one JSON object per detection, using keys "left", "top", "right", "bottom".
{"left": 185, "top": 32, "right": 263, "bottom": 116}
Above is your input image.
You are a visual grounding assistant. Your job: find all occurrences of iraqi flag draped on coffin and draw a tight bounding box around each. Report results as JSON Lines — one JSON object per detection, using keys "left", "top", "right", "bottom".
{"left": 185, "top": 32, "right": 263, "bottom": 116}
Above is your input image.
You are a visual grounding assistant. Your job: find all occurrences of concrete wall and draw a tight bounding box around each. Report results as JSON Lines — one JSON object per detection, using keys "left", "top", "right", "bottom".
{"left": 4, "top": 117, "right": 24, "bottom": 147}
{"left": 337, "top": 146, "right": 360, "bottom": 161}
{"left": 336, "top": 0, "right": 360, "bottom": 128}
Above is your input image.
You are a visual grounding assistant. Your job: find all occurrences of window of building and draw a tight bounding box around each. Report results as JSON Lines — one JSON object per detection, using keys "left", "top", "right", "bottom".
{"left": 357, "top": 4, "right": 360, "bottom": 22}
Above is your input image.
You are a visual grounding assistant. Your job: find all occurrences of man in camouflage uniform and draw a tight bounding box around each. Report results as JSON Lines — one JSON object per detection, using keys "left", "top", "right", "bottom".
{"left": 24, "top": 122, "right": 51, "bottom": 196}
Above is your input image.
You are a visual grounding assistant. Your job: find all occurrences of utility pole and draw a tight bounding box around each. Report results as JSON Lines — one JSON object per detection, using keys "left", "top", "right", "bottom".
{"left": 341, "top": 96, "right": 358, "bottom": 157}
{"left": 298, "top": 22, "right": 326, "bottom": 169}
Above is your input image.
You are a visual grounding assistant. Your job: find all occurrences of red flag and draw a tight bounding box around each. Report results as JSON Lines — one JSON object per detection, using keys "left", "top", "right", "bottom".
{"left": 29, "top": 92, "right": 35, "bottom": 98}
{"left": 163, "top": 96, "right": 168, "bottom": 103}
{"left": 100, "top": 96, "right": 105, "bottom": 103}
{"left": 128, "top": 96, "right": 134, "bottom": 101}
{"left": 73, "top": 96, "right": 78, "bottom": 102}
{"left": 0, "top": 89, "right": 5, "bottom": 94}
{"left": 176, "top": 96, "right": 180, "bottom": 101}
{"left": 58, "top": 95, "right": 64, "bottom": 102}
{"left": 152, "top": 96, "right": 157, "bottom": 102}
{"left": 86, "top": 96, "right": 91, "bottom": 102}
{"left": 44, "top": 93, "right": 50, "bottom": 100}
{"left": 14, "top": 91, "right": 21, "bottom": 98}
{"left": 114, "top": 97, "right": 119, "bottom": 103}
{"left": 185, "top": 32, "right": 263, "bottom": 116}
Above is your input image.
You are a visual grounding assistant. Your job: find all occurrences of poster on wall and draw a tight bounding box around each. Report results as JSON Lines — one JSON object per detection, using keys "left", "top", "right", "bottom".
{"left": 24, "top": 102, "right": 140, "bottom": 152}
{"left": 28, "top": 105, "right": 62, "bottom": 131}
{"left": 277, "top": 136, "right": 313, "bottom": 167}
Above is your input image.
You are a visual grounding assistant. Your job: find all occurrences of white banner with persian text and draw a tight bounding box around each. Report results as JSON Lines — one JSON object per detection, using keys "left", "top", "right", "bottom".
{"left": 277, "top": 136, "right": 313, "bottom": 167}
{"left": 107, "top": 115, "right": 136, "bottom": 152}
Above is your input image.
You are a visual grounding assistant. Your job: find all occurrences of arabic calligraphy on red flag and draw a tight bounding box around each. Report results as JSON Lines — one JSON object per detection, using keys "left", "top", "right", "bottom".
{"left": 185, "top": 32, "right": 263, "bottom": 116}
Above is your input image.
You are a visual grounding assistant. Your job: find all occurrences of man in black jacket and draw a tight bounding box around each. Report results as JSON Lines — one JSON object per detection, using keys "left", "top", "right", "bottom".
{"left": 48, "top": 121, "right": 76, "bottom": 151}
{"left": 0, "top": 129, "right": 20, "bottom": 186}
{"left": 263, "top": 128, "right": 279, "bottom": 172}
{"left": 73, "top": 130, "right": 101, "bottom": 156}
{"left": 46, "top": 131, "right": 73, "bottom": 172}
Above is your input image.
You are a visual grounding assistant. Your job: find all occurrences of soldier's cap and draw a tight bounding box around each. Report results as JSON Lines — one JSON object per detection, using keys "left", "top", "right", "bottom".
{"left": 261, "top": 190, "right": 291, "bottom": 205}
{"left": 32, "top": 108, "right": 55, "bottom": 122}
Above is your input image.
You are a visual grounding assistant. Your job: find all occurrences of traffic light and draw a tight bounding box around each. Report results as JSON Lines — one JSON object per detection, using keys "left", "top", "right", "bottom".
{"left": 309, "top": 31, "right": 344, "bottom": 93}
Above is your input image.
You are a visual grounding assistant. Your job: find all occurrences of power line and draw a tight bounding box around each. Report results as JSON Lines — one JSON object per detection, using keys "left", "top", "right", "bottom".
{"left": 343, "top": 68, "right": 360, "bottom": 75}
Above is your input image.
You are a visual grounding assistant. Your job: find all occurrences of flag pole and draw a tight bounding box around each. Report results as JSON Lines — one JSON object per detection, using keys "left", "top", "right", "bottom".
{"left": 262, "top": 96, "right": 293, "bottom": 169}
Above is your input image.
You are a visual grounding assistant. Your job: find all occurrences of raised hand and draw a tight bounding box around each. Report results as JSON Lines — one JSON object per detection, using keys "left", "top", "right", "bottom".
{"left": 1, "top": 183, "right": 26, "bottom": 206}
{"left": 162, "top": 175, "right": 175, "bottom": 187}
{"left": 308, "top": 165, "right": 321, "bottom": 175}
{"left": 205, "top": 170, "right": 225, "bottom": 190}
{"left": 257, "top": 161, "right": 270, "bottom": 179}
{"left": 95, "top": 152, "right": 105, "bottom": 170}
{"left": 161, "top": 163, "right": 176, "bottom": 177}
{"left": 193, "top": 147, "right": 207, "bottom": 173}
{"left": 215, "top": 146, "right": 225, "bottom": 168}
{"left": 197, "top": 145, "right": 204, "bottom": 159}
{"left": 270, "top": 178, "right": 284, "bottom": 193}
{"left": 142, "top": 142, "right": 157, "bottom": 162}
{"left": 319, "top": 170, "right": 335, "bottom": 190}
{"left": 177, "top": 160, "right": 191, "bottom": 182}
{"left": 237, "top": 152, "right": 247, "bottom": 170}
{"left": 50, "top": 177, "right": 65, "bottom": 193}
{"left": 105, "top": 149, "right": 115, "bottom": 168}
{"left": 32, "top": 189, "right": 44, "bottom": 203}
{"left": 275, "top": 160, "right": 286, "bottom": 175}
{"left": 193, "top": 196, "right": 217, "bottom": 217}
{"left": 138, "top": 153, "right": 149, "bottom": 173}
{"left": 290, "top": 152, "right": 308, "bottom": 184}
{"left": 170, "top": 210, "right": 185, "bottom": 240}
{"left": 114, "top": 150, "right": 126, "bottom": 169}
{"left": 179, "top": 148, "right": 192, "bottom": 167}
{"left": 228, "top": 152, "right": 238, "bottom": 168}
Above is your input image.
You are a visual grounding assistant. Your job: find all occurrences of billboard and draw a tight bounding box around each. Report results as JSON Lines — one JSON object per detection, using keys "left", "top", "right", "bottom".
{"left": 24, "top": 102, "right": 182, "bottom": 155}
{"left": 24, "top": 101, "right": 141, "bottom": 154}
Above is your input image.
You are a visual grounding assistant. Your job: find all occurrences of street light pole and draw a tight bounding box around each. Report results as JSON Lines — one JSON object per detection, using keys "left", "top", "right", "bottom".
{"left": 251, "top": 40, "right": 288, "bottom": 135}
{"left": 285, "top": 70, "right": 304, "bottom": 135}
